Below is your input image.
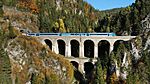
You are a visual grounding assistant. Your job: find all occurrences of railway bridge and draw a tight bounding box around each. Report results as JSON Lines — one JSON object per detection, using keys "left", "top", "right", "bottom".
{"left": 29, "top": 33, "right": 136, "bottom": 74}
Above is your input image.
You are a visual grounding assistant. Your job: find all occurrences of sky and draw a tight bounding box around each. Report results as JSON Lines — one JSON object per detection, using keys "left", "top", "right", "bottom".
{"left": 84, "top": 0, "right": 136, "bottom": 10}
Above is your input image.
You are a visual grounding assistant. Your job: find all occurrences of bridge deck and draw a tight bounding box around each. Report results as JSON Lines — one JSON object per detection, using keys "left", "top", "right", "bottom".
{"left": 38, "top": 36, "right": 136, "bottom": 40}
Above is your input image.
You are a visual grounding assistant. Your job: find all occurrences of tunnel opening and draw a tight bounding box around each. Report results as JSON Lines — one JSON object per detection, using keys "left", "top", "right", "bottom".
{"left": 113, "top": 40, "right": 124, "bottom": 53}
{"left": 98, "top": 40, "right": 110, "bottom": 67}
{"left": 44, "top": 39, "right": 52, "bottom": 50}
{"left": 84, "top": 40, "right": 94, "bottom": 58}
{"left": 71, "top": 40, "right": 79, "bottom": 57}
{"left": 57, "top": 39, "right": 65, "bottom": 56}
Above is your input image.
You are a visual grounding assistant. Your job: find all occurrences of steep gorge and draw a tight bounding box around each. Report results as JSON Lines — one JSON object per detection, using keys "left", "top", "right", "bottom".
{"left": 0, "top": 0, "right": 150, "bottom": 84}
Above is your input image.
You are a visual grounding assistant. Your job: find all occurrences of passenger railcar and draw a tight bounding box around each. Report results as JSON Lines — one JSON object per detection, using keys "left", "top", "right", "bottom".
{"left": 26, "top": 33, "right": 116, "bottom": 36}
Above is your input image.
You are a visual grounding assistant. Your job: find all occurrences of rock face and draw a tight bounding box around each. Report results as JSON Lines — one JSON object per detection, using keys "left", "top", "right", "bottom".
{"left": 107, "top": 17, "right": 150, "bottom": 83}
{"left": 130, "top": 36, "right": 142, "bottom": 61}
{"left": 142, "top": 13, "right": 150, "bottom": 33}
{"left": 3, "top": 6, "right": 39, "bottom": 33}
{"left": 5, "top": 36, "right": 73, "bottom": 84}
{"left": 144, "top": 36, "right": 150, "bottom": 52}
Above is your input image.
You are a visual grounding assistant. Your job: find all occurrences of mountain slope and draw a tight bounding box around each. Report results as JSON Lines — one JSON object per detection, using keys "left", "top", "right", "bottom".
{"left": 0, "top": 5, "right": 74, "bottom": 83}
{"left": 0, "top": 0, "right": 150, "bottom": 83}
{"left": 8, "top": 0, "right": 100, "bottom": 33}
{"left": 95, "top": 0, "right": 150, "bottom": 35}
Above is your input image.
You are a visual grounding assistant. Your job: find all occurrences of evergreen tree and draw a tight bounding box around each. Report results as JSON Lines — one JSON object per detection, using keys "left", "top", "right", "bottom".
{"left": 31, "top": 72, "right": 46, "bottom": 84}
{"left": 125, "top": 15, "right": 130, "bottom": 35}
{"left": 94, "top": 59, "right": 105, "bottom": 84}
{"left": 126, "top": 72, "right": 139, "bottom": 84}
{"left": 116, "top": 19, "right": 121, "bottom": 32}
{"left": 141, "top": 50, "right": 150, "bottom": 82}
{"left": 8, "top": 22, "right": 17, "bottom": 39}
{"left": 0, "top": 1, "right": 3, "bottom": 17}
{"left": 0, "top": 49, "right": 12, "bottom": 84}
{"left": 38, "top": 1, "right": 51, "bottom": 32}
{"left": 0, "top": 28, "right": 12, "bottom": 84}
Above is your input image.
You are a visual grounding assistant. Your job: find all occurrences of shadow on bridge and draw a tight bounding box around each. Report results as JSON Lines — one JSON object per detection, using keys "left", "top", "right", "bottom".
{"left": 44, "top": 39, "right": 52, "bottom": 50}
{"left": 73, "top": 67, "right": 87, "bottom": 84}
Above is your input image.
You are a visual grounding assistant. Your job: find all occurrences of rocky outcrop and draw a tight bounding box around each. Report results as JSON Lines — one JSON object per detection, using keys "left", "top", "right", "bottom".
{"left": 3, "top": 6, "right": 39, "bottom": 33}
{"left": 5, "top": 35, "right": 73, "bottom": 84}
{"left": 108, "top": 24, "right": 150, "bottom": 83}
{"left": 0, "top": 10, "right": 74, "bottom": 83}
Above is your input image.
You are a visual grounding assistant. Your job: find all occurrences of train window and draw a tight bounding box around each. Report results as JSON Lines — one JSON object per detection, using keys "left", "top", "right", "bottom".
{"left": 36, "top": 33, "right": 39, "bottom": 36}
{"left": 89, "top": 34, "right": 107, "bottom": 35}
{"left": 39, "top": 33, "right": 48, "bottom": 35}
{"left": 28, "top": 33, "right": 35, "bottom": 35}
{"left": 75, "top": 34, "right": 79, "bottom": 35}
{"left": 40, "top": 33, "right": 59, "bottom": 35}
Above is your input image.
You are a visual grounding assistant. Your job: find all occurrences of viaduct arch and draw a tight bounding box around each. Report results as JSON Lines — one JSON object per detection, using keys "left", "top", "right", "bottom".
{"left": 71, "top": 40, "right": 79, "bottom": 57}
{"left": 57, "top": 39, "right": 66, "bottom": 56}
{"left": 44, "top": 39, "right": 52, "bottom": 50}
{"left": 40, "top": 36, "right": 136, "bottom": 73}
{"left": 84, "top": 40, "right": 94, "bottom": 58}
{"left": 71, "top": 61, "right": 79, "bottom": 69}
{"left": 98, "top": 40, "right": 110, "bottom": 58}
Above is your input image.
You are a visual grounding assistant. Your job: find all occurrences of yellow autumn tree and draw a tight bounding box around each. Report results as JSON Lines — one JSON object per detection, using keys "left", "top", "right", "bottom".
{"left": 87, "top": 26, "right": 94, "bottom": 32}
{"left": 53, "top": 22, "right": 59, "bottom": 32}
{"left": 58, "top": 19, "right": 66, "bottom": 32}
{"left": 0, "top": 1, "right": 3, "bottom": 17}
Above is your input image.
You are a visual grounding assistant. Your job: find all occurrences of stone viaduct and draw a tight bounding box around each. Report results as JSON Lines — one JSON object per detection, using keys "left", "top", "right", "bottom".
{"left": 38, "top": 35, "right": 136, "bottom": 74}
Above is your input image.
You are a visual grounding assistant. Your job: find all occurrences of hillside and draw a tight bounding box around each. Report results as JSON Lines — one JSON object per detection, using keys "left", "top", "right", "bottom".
{"left": 0, "top": 0, "right": 150, "bottom": 84}
{"left": 95, "top": 0, "right": 150, "bottom": 35}
{"left": 0, "top": 4, "right": 73, "bottom": 83}
{"left": 1, "top": 0, "right": 150, "bottom": 35}
{"left": 2, "top": 0, "right": 100, "bottom": 33}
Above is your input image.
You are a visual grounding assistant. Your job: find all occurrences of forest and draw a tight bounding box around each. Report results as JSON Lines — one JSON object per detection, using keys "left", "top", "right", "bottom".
{"left": 0, "top": 0, "right": 150, "bottom": 83}
{"left": 1, "top": 0, "right": 150, "bottom": 35}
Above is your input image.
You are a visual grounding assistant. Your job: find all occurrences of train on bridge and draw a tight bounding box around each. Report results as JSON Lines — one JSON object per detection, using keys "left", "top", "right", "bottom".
{"left": 26, "top": 33, "right": 116, "bottom": 36}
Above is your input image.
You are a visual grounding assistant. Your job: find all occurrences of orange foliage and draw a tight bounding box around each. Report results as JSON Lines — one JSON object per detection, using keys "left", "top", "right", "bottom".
{"left": 18, "top": 70, "right": 28, "bottom": 83}
{"left": 110, "top": 72, "right": 119, "bottom": 84}
{"left": 17, "top": 0, "right": 39, "bottom": 13}
{"left": 33, "top": 56, "right": 43, "bottom": 70}
{"left": 89, "top": 12, "right": 96, "bottom": 21}
{"left": 84, "top": 3, "right": 90, "bottom": 17}
{"left": 46, "top": 51, "right": 74, "bottom": 83}
{"left": 11, "top": 63, "right": 29, "bottom": 83}
{"left": 10, "top": 35, "right": 73, "bottom": 83}
{"left": 11, "top": 63, "right": 21, "bottom": 75}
